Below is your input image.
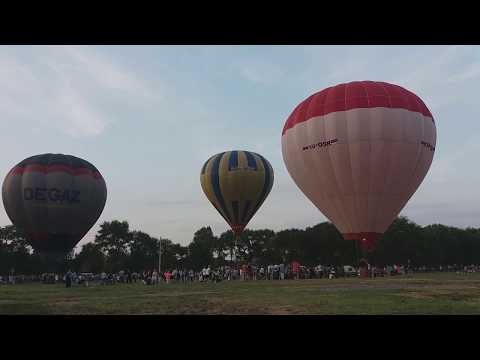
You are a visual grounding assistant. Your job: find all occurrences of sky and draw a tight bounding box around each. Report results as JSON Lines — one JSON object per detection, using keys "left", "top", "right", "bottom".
{"left": 0, "top": 45, "right": 478, "bottom": 250}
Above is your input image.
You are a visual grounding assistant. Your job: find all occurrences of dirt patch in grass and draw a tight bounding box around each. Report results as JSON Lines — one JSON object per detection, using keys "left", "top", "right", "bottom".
{"left": 265, "top": 305, "right": 305, "bottom": 315}
{"left": 53, "top": 300, "right": 83, "bottom": 306}
{"left": 396, "top": 292, "right": 434, "bottom": 300}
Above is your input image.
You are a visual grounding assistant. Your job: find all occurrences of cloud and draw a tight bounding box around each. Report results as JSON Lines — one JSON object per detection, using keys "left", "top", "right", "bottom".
{"left": 0, "top": 46, "right": 161, "bottom": 137}
{"left": 234, "top": 57, "right": 285, "bottom": 86}
{"left": 447, "top": 66, "right": 480, "bottom": 83}
{"left": 388, "top": 46, "right": 480, "bottom": 110}
{"left": 294, "top": 46, "right": 480, "bottom": 113}
{"left": 55, "top": 86, "right": 107, "bottom": 136}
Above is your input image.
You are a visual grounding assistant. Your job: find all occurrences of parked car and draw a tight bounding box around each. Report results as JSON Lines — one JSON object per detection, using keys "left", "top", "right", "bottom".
{"left": 343, "top": 265, "right": 358, "bottom": 277}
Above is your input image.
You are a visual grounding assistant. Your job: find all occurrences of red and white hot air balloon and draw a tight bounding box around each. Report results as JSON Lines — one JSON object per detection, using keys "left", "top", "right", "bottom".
{"left": 281, "top": 81, "right": 436, "bottom": 253}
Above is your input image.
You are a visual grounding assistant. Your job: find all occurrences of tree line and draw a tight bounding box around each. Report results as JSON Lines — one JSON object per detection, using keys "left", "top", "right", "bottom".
{"left": 2, "top": 216, "right": 480, "bottom": 275}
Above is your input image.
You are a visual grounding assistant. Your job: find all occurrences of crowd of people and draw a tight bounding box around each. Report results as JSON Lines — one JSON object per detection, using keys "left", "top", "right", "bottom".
{"left": 2, "top": 263, "right": 480, "bottom": 287}
{"left": 140, "top": 263, "right": 480, "bottom": 284}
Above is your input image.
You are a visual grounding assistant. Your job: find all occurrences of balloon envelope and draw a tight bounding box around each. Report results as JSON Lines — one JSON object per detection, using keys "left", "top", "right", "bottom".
{"left": 2, "top": 153, "right": 107, "bottom": 256}
{"left": 200, "top": 151, "right": 274, "bottom": 236}
{"left": 282, "top": 81, "right": 436, "bottom": 251}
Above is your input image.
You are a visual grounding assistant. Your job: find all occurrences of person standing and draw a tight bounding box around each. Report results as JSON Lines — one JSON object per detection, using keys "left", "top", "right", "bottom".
{"left": 8, "top": 268, "right": 15, "bottom": 285}
{"left": 206, "top": 266, "right": 211, "bottom": 281}
{"left": 65, "top": 270, "right": 72, "bottom": 288}
{"left": 165, "top": 270, "right": 172, "bottom": 284}
{"left": 292, "top": 261, "right": 300, "bottom": 280}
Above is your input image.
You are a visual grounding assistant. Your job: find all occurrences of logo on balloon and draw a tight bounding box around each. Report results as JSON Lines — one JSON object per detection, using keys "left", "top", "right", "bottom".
{"left": 302, "top": 138, "right": 338, "bottom": 151}
{"left": 23, "top": 188, "right": 80, "bottom": 203}
{"left": 421, "top": 141, "right": 435, "bottom": 151}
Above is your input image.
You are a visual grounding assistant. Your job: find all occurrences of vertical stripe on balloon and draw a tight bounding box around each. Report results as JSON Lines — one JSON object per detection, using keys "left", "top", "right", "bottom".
{"left": 232, "top": 200, "right": 239, "bottom": 224}
{"left": 244, "top": 151, "right": 257, "bottom": 170}
{"left": 210, "top": 152, "right": 232, "bottom": 223}
{"left": 228, "top": 151, "right": 238, "bottom": 170}
{"left": 250, "top": 153, "right": 272, "bottom": 219}
{"left": 212, "top": 202, "right": 230, "bottom": 225}
{"left": 201, "top": 156, "right": 212, "bottom": 175}
{"left": 241, "top": 200, "right": 252, "bottom": 224}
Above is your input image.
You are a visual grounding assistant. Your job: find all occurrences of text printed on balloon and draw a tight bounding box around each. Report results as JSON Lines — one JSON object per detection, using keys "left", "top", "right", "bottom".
{"left": 421, "top": 141, "right": 435, "bottom": 151}
{"left": 302, "top": 138, "right": 338, "bottom": 151}
{"left": 23, "top": 188, "right": 81, "bottom": 203}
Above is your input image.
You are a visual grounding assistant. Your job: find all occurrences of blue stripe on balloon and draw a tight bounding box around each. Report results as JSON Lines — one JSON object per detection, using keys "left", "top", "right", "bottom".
{"left": 201, "top": 155, "right": 214, "bottom": 175}
{"left": 210, "top": 152, "right": 232, "bottom": 223}
{"left": 240, "top": 200, "right": 251, "bottom": 224}
{"left": 250, "top": 154, "right": 272, "bottom": 218}
{"left": 232, "top": 200, "right": 239, "bottom": 224}
{"left": 212, "top": 202, "right": 230, "bottom": 224}
{"left": 228, "top": 151, "right": 238, "bottom": 171}
{"left": 201, "top": 160, "right": 209, "bottom": 175}
{"left": 244, "top": 151, "right": 257, "bottom": 170}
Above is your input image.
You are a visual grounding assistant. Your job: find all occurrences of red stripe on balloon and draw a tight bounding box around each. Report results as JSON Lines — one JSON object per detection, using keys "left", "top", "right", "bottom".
{"left": 8, "top": 165, "right": 103, "bottom": 179}
{"left": 282, "top": 81, "right": 434, "bottom": 135}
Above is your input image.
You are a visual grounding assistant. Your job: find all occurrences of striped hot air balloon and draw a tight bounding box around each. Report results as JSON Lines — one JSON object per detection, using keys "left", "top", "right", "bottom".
{"left": 2, "top": 153, "right": 107, "bottom": 259}
{"left": 282, "top": 81, "right": 436, "bottom": 253}
{"left": 200, "top": 150, "right": 274, "bottom": 238}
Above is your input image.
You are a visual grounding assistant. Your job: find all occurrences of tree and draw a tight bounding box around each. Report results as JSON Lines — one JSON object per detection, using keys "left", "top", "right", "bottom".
{"left": 238, "top": 229, "right": 276, "bottom": 264}
{"left": 94, "top": 220, "right": 132, "bottom": 272}
{"left": 303, "top": 222, "right": 347, "bottom": 265}
{"left": 274, "top": 228, "right": 305, "bottom": 263}
{"left": 218, "top": 230, "right": 236, "bottom": 265}
{"left": 374, "top": 216, "right": 425, "bottom": 266}
{"left": 188, "top": 227, "right": 216, "bottom": 271}
{"left": 74, "top": 243, "right": 105, "bottom": 273}
{"left": 0, "top": 225, "right": 33, "bottom": 274}
{"left": 166, "top": 242, "right": 188, "bottom": 270}
{"left": 5, "top": 214, "right": 480, "bottom": 275}
{"left": 129, "top": 231, "right": 159, "bottom": 272}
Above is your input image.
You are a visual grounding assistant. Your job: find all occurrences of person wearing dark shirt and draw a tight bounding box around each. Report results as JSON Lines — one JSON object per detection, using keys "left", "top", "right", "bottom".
{"left": 65, "top": 270, "right": 72, "bottom": 288}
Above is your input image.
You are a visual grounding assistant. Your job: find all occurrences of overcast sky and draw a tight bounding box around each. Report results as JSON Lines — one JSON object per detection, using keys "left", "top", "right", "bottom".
{"left": 0, "top": 45, "right": 477, "bottom": 249}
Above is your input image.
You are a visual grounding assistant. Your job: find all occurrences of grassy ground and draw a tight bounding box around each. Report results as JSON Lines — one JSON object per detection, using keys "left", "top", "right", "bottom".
{"left": 1, "top": 272, "right": 480, "bottom": 314}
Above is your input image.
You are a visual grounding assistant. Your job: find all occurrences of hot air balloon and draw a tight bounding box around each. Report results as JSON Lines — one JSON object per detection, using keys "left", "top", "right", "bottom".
{"left": 282, "top": 81, "right": 436, "bottom": 254}
{"left": 200, "top": 151, "right": 274, "bottom": 261}
{"left": 2, "top": 153, "right": 107, "bottom": 261}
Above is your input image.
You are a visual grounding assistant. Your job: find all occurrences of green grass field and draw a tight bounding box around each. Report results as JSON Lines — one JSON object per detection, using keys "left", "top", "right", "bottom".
{"left": 1, "top": 272, "right": 480, "bottom": 314}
